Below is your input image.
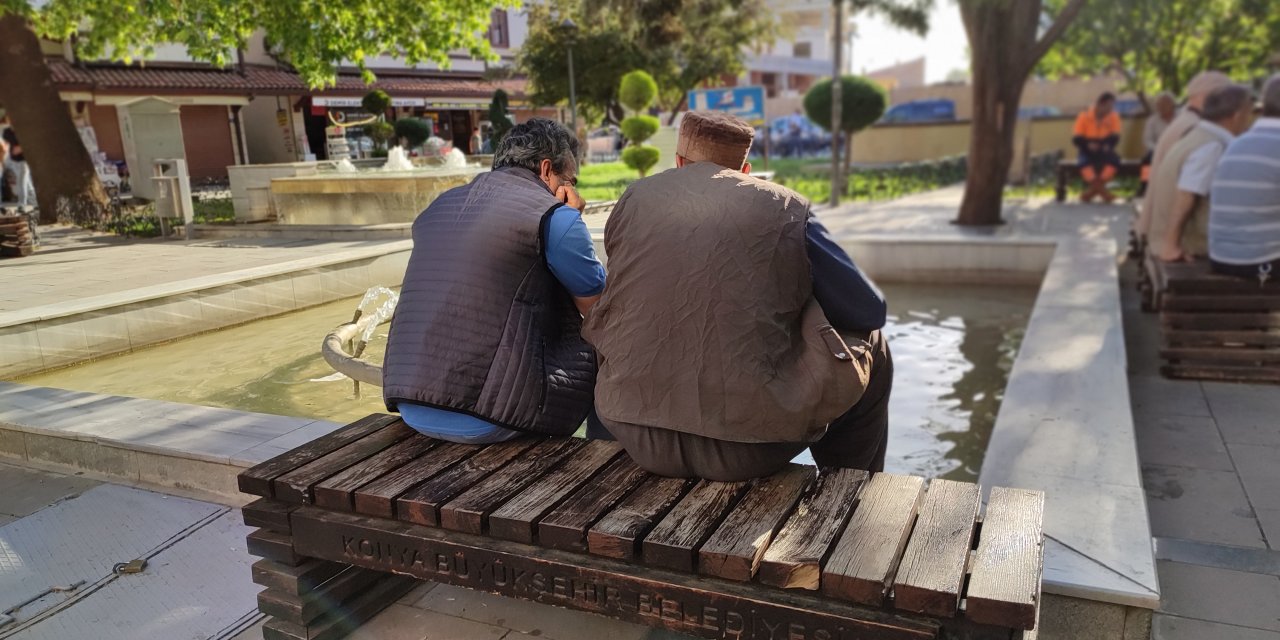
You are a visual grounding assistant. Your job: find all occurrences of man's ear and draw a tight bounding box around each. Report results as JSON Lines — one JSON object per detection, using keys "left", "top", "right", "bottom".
{"left": 675, "top": 155, "right": 686, "bottom": 168}
{"left": 538, "top": 158, "right": 554, "bottom": 181}
{"left": 741, "top": 161, "right": 752, "bottom": 175}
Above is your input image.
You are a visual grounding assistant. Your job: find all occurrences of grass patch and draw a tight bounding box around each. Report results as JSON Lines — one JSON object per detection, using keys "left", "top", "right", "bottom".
{"left": 193, "top": 198, "right": 236, "bottom": 224}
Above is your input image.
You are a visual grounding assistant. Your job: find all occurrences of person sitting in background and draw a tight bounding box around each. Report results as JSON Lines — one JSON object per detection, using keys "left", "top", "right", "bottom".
{"left": 583, "top": 111, "right": 891, "bottom": 482}
{"left": 1073, "top": 92, "right": 1123, "bottom": 203}
{"left": 1208, "top": 75, "right": 1280, "bottom": 281}
{"left": 1150, "top": 84, "right": 1255, "bottom": 262}
{"left": 1136, "top": 71, "right": 1232, "bottom": 242}
{"left": 469, "top": 127, "right": 483, "bottom": 155}
{"left": 1138, "top": 92, "right": 1177, "bottom": 197}
{"left": 1, "top": 127, "right": 34, "bottom": 208}
{"left": 382, "top": 118, "right": 605, "bottom": 444}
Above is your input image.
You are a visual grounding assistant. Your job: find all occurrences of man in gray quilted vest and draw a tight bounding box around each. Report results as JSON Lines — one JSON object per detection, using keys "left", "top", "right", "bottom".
{"left": 583, "top": 111, "right": 893, "bottom": 482}
{"left": 383, "top": 118, "right": 606, "bottom": 444}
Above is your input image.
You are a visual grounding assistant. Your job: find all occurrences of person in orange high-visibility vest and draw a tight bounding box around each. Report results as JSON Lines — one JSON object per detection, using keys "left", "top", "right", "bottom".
{"left": 1073, "top": 92, "right": 1123, "bottom": 203}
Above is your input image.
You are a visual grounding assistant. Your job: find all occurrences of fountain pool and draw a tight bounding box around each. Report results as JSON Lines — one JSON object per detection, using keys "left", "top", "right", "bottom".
{"left": 15, "top": 283, "right": 1035, "bottom": 481}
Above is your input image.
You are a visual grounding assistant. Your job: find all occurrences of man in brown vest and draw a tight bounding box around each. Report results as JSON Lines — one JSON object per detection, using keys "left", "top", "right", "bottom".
{"left": 583, "top": 111, "right": 892, "bottom": 482}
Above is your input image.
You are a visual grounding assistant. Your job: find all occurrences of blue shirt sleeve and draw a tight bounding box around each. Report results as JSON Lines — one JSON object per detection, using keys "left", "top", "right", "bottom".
{"left": 544, "top": 205, "right": 607, "bottom": 297}
{"left": 807, "top": 219, "right": 886, "bottom": 332}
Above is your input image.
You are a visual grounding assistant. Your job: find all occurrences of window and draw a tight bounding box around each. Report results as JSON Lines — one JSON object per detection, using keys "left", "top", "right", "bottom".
{"left": 793, "top": 42, "right": 812, "bottom": 59}
{"left": 489, "top": 10, "right": 510, "bottom": 48}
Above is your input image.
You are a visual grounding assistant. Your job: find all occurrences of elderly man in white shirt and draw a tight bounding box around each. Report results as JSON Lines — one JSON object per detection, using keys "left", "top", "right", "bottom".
{"left": 1150, "top": 85, "right": 1255, "bottom": 262}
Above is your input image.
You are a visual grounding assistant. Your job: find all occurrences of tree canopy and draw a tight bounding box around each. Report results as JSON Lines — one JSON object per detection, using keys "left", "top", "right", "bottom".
{"left": 1, "top": 0, "right": 512, "bottom": 88}
{"left": 1039, "top": 0, "right": 1280, "bottom": 98}
{"left": 804, "top": 76, "right": 888, "bottom": 134}
{"left": 517, "top": 0, "right": 777, "bottom": 124}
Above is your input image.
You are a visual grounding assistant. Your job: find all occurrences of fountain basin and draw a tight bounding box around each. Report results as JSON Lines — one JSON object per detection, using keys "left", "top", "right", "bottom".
{"left": 271, "top": 167, "right": 487, "bottom": 225}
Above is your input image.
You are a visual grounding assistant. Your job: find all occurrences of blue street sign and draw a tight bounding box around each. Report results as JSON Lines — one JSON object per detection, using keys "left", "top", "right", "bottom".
{"left": 686, "top": 86, "right": 767, "bottom": 126}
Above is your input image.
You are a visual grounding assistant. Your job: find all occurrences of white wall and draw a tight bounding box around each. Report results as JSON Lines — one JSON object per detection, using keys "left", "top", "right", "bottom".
{"left": 241, "top": 95, "right": 299, "bottom": 165}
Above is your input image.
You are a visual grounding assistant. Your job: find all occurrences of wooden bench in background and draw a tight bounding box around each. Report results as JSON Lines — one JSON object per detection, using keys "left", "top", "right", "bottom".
{"left": 1055, "top": 159, "right": 1142, "bottom": 202}
{"left": 1150, "top": 260, "right": 1280, "bottom": 383}
{"left": 0, "top": 214, "right": 34, "bottom": 258}
{"left": 238, "top": 414, "right": 1046, "bottom": 640}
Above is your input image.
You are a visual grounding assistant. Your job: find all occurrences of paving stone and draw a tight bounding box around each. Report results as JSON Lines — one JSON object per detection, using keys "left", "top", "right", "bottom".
{"left": 0, "top": 428, "right": 26, "bottom": 459}
{"left": 1153, "top": 615, "right": 1280, "bottom": 640}
{"left": 1129, "top": 375, "right": 1210, "bottom": 418}
{"left": 227, "top": 618, "right": 265, "bottom": 640}
{"left": 1228, "top": 443, "right": 1280, "bottom": 512}
{"left": 413, "top": 584, "right": 651, "bottom": 640}
{"left": 1142, "top": 464, "right": 1266, "bottom": 549}
{"left": 1201, "top": 382, "right": 1280, "bottom": 446}
{"left": 349, "top": 604, "right": 507, "bottom": 640}
{"left": 1134, "top": 412, "right": 1234, "bottom": 472}
{"left": 1157, "top": 561, "right": 1280, "bottom": 632}
{"left": 0, "top": 462, "right": 99, "bottom": 518}
{"left": 1258, "top": 510, "right": 1280, "bottom": 551}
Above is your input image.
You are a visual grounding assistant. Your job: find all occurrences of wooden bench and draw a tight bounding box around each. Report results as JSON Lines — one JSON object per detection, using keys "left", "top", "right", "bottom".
{"left": 0, "top": 214, "right": 34, "bottom": 258}
{"left": 1055, "top": 159, "right": 1142, "bottom": 202}
{"left": 1149, "top": 260, "right": 1280, "bottom": 383}
{"left": 238, "top": 414, "right": 1046, "bottom": 640}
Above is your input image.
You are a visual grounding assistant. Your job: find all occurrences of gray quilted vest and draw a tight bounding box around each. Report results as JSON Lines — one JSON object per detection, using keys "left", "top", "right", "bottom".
{"left": 383, "top": 166, "right": 597, "bottom": 436}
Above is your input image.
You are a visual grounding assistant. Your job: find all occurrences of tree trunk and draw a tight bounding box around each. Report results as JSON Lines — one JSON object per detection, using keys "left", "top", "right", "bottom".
{"left": 0, "top": 16, "right": 109, "bottom": 225}
{"left": 665, "top": 93, "right": 688, "bottom": 126}
{"left": 955, "top": 0, "right": 1086, "bottom": 226}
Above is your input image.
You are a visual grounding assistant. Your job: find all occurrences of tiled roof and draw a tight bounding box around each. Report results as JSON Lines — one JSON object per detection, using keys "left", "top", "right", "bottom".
{"left": 47, "top": 58, "right": 527, "bottom": 99}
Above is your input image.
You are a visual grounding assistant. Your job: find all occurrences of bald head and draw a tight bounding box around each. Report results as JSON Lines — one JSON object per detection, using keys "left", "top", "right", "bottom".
{"left": 1263, "top": 74, "right": 1280, "bottom": 118}
{"left": 676, "top": 111, "right": 755, "bottom": 171}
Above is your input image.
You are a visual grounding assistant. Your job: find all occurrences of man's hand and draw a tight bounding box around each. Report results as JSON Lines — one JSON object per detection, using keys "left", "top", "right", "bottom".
{"left": 1158, "top": 242, "right": 1192, "bottom": 263}
{"left": 556, "top": 185, "right": 586, "bottom": 211}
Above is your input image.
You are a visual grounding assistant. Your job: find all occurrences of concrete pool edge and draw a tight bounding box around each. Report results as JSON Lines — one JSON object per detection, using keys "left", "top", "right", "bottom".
{"left": 0, "top": 241, "right": 411, "bottom": 378}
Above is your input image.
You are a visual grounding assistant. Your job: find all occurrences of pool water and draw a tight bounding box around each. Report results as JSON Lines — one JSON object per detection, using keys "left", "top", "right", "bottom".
{"left": 16, "top": 284, "right": 1034, "bottom": 481}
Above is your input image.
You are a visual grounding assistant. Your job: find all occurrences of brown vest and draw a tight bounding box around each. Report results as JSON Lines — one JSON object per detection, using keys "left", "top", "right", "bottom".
{"left": 583, "top": 162, "right": 870, "bottom": 444}
{"left": 1148, "top": 125, "right": 1224, "bottom": 257}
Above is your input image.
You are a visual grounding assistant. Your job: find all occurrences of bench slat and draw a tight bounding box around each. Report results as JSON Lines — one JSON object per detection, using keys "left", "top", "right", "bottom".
{"left": 440, "top": 438, "right": 586, "bottom": 535}
{"left": 757, "top": 468, "right": 869, "bottom": 590}
{"left": 1161, "top": 312, "right": 1280, "bottom": 330}
{"left": 396, "top": 439, "right": 539, "bottom": 527}
{"left": 965, "top": 487, "right": 1044, "bottom": 630}
{"left": 262, "top": 573, "right": 418, "bottom": 640}
{"left": 312, "top": 436, "right": 438, "bottom": 511}
{"left": 247, "top": 528, "right": 305, "bottom": 566}
{"left": 1163, "top": 294, "right": 1280, "bottom": 312}
{"left": 893, "top": 479, "right": 981, "bottom": 617}
{"left": 821, "top": 474, "right": 925, "bottom": 606}
{"left": 352, "top": 441, "right": 483, "bottom": 518}
{"left": 538, "top": 455, "right": 648, "bottom": 551}
{"left": 238, "top": 414, "right": 400, "bottom": 497}
{"left": 588, "top": 475, "right": 695, "bottom": 560}
{"left": 1160, "top": 347, "right": 1280, "bottom": 364}
{"left": 257, "top": 564, "right": 387, "bottom": 625}
{"left": 642, "top": 479, "right": 750, "bottom": 572}
{"left": 251, "top": 558, "right": 346, "bottom": 596}
{"left": 489, "top": 440, "right": 623, "bottom": 544}
{"left": 1162, "top": 363, "right": 1280, "bottom": 384}
{"left": 698, "top": 465, "right": 815, "bottom": 582}
{"left": 242, "top": 498, "right": 299, "bottom": 534}
{"left": 1163, "top": 330, "right": 1280, "bottom": 348}
{"left": 273, "top": 421, "right": 416, "bottom": 504}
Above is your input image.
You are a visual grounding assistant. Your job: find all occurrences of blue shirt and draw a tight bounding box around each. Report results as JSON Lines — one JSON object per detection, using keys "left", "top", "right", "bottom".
{"left": 807, "top": 219, "right": 886, "bottom": 332}
{"left": 400, "top": 205, "right": 605, "bottom": 441}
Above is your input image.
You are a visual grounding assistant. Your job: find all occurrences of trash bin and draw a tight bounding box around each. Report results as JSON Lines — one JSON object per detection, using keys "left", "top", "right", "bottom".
{"left": 151, "top": 158, "right": 193, "bottom": 238}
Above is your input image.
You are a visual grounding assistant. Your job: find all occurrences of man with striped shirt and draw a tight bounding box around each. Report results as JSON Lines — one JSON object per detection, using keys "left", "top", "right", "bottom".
{"left": 1209, "top": 75, "right": 1280, "bottom": 281}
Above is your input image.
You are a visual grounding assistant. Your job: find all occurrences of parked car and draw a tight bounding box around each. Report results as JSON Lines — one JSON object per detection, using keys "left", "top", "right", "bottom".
{"left": 881, "top": 99, "right": 957, "bottom": 124}
{"left": 766, "top": 114, "right": 829, "bottom": 157}
{"left": 1017, "top": 105, "right": 1063, "bottom": 120}
{"left": 587, "top": 126, "right": 621, "bottom": 160}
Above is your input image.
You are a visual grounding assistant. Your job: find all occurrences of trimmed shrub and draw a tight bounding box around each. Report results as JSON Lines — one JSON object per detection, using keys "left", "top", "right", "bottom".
{"left": 394, "top": 118, "right": 432, "bottom": 148}
{"left": 489, "top": 89, "right": 513, "bottom": 148}
{"left": 619, "top": 70, "right": 658, "bottom": 113}
{"left": 369, "top": 121, "right": 395, "bottom": 149}
{"left": 622, "top": 145, "right": 661, "bottom": 177}
{"left": 803, "top": 76, "right": 888, "bottom": 135}
{"left": 362, "top": 89, "right": 392, "bottom": 116}
{"left": 620, "top": 115, "right": 660, "bottom": 146}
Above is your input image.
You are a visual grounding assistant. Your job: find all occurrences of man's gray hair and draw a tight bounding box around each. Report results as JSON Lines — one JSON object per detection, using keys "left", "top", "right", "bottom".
{"left": 1201, "top": 84, "right": 1253, "bottom": 122}
{"left": 1263, "top": 74, "right": 1280, "bottom": 117}
{"left": 492, "top": 118, "right": 579, "bottom": 176}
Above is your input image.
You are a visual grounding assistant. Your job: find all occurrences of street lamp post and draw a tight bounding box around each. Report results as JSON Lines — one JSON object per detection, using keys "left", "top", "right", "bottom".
{"left": 561, "top": 18, "right": 579, "bottom": 140}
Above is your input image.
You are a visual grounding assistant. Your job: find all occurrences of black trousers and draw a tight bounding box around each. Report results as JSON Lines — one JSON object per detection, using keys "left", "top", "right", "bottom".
{"left": 588, "top": 330, "right": 893, "bottom": 482}
{"left": 1211, "top": 259, "right": 1279, "bottom": 281}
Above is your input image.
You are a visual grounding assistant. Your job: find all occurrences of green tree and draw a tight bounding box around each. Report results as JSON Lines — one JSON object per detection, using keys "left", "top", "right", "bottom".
{"left": 825, "top": 0, "right": 934, "bottom": 206}
{"left": 488, "top": 89, "right": 513, "bottom": 150}
{"left": 518, "top": 0, "right": 778, "bottom": 125}
{"left": 1039, "top": 0, "right": 1280, "bottom": 100}
{"left": 362, "top": 90, "right": 392, "bottom": 117}
{"left": 394, "top": 118, "right": 433, "bottom": 150}
{"left": 805, "top": 76, "right": 887, "bottom": 177}
{"left": 953, "top": 0, "right": 1088, "bottom": 226}
{"left": 0, "top": 0, "right": 509, "bottom": 224}
{"left": 617, "top": 71, "right": 661, "bottom": 177}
